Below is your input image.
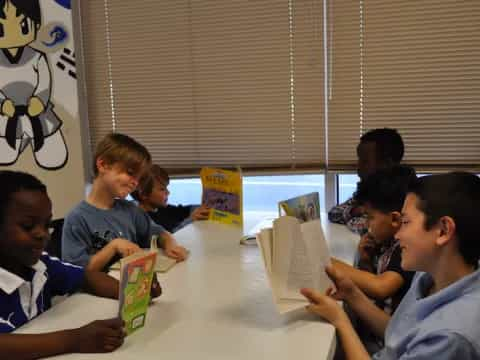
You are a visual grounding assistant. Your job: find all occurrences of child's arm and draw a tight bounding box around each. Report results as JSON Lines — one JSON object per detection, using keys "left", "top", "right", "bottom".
{"left": 0, "top": 318, "right": 124, "bottom": 359}
{"left": 356, "top": 233, "right": 378, "bottom": 272}
{"left": 190, "top": 204, "right": 210, "bottom": 221}
{"left": 301, "top": 266, "right": 391, "bottom": 359}
{"left": 83, "top": 269, "right": 119, "bottom": 299}
{"left": 331, "top": 257, "right": 405, "bottom": 300}
{"left": 159, "top": 231, "right": 188, "bottom": 261}
{"left": 82, "top": 268, "right": 162, "bottom": 300}
{"left": 86, "top": 238, "right": 141, "bottom": 272}
{"left": 301, "top": 289, "right": 370, "bottom": 360}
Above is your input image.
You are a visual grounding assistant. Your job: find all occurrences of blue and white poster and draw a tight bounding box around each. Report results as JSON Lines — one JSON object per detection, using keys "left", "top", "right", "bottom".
{"left": 0, "top": 0, "right": 87, "bottom": 217}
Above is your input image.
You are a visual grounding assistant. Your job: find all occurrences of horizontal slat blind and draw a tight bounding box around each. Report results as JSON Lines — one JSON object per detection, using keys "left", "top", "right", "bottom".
{"left": 80, "top": 0, "right": 325, "bottom": 172}
{"left": 363, "top": 0, "right": 480, "bottom": 168}
{"left": 80, "top": 1, "right": 112, "bottom": 154}
{"left": 328, "top": 0, "right": 480, "bottom": 171}
{"left": 327, "top": 0, "right": 362, "bottom": 169}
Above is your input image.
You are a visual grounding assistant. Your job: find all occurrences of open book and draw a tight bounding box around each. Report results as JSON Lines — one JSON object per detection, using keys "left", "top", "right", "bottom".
{"left": 256, "top": 216, "right": 332, "bottom": 314}
{"left": 200, "top": 167, "right": 243, "bottom": 227}
{"left": 118, "top": 250, "right": 157, "bottom": 335}
{"left": 111, "top": 235, "right": 177, "bottom": 273}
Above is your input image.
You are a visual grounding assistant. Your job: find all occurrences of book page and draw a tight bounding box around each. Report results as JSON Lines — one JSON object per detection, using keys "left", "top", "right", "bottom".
{"left": 301, "top": 219, "right": 332, "bottom": 293}
{"left": 273, "top": 216, "right": 310, "bottom": 300}
{"left": 259, "top": 228, "right": 273, "bottom": 273}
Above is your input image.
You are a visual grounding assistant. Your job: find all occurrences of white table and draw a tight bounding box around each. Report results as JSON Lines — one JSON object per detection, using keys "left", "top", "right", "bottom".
{"left": 16, "top": 218, "right": 359, "bottom": 360}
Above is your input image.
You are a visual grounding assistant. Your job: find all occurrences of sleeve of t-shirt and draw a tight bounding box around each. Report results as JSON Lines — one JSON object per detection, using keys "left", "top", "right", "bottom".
{"left": 133, "top": 206, "right": 166, "bottom": 248}
{"left": 43, "top": 255, "right": 85, "bottom": 296}
{"left": 394, "top": 332, "right": 480, "bottom": 360}
{"left": 384, "top": 245, "right": 414, "bottom": 284}
{"left": 61, "top": 212, "right": 93, "bottom": 267}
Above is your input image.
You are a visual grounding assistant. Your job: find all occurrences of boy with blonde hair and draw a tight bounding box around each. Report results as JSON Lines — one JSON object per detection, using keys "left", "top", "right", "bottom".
{"left": 62, "top": 133, "right": 187, "bottom": 271}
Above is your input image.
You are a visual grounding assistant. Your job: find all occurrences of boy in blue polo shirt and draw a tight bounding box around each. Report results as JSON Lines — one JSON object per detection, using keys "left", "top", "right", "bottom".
{"left": 302, "top": 172, "right": 480, "bottom": 360}
{"left": 0, "top": 170, "right": 161, "bottom": 358}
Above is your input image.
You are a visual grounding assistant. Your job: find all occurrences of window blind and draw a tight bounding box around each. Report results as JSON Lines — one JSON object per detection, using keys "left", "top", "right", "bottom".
{"left": 328, "top": 0, "right": 480, "bottom": 171}
{"left": 80, "top": 0, "right": 325, "bottom": 173}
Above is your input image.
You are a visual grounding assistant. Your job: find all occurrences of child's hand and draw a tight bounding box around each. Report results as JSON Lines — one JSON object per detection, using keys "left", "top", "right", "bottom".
{"left": 27, "top": 96, "right": 45, "bottom": 117}
{"left": 165, "top": 243, "right": 188, "bottom": 261}
{"left": 300, "top": 288, "right": 349, "bottom": 327}
{"left": 350, "top": 205, "right": 365, "bottom": 217}
{"left": 1, "top": 99, "right": 15, "bottom": 117}
{"left": 358, "top": 233, "right": 377, "bottom": 262}
{"left": 111, "top": 238, "right": 141, "bottom": 257}
{"left": 191, "top": 205, "right": 210, "bottom": 221}
{"left": 150, "top": 273, "right": 162, "bottom": 298}
{"left": 324, "top": 265, "right": 358, "bottom": 302}
{"left": 70, "top": 318, "right": 125, "bottom": 353}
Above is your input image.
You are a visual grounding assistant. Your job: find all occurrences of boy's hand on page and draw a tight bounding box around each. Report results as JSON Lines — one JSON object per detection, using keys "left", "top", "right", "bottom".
{"left": 324, "top": 265, "right": 358, "bottom": 303}
{"left": 301, "top": 288, "right": 349, "bottom": 327}
{"left": 71, "top": 318, "right": 125, "bottom": 353}
{"left": 165, "top": 243, "right": 188, "bottom": 261}
{"left": 111, "top": 238, "right": 141, "bottom": 257}
{"left": 191, "top": 204, "right": 210, "bottom": 221}
{"left": 150, "top": 273, "right": 162, "bottom": 298}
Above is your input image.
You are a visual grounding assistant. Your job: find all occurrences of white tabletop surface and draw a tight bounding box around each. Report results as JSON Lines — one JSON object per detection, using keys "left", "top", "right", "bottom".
{"left": 16, "top": 216, "right": 359, "bottom": 360}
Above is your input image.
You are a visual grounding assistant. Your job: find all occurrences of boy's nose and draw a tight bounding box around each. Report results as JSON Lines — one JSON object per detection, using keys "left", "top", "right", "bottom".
{"left": 33, "top": 226, "right": 50, "bottom": 242}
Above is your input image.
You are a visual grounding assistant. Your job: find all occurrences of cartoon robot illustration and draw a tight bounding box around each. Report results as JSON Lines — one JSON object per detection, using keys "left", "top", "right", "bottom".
{"left": 0, "top": 0, "right": 68, "bottom": 169}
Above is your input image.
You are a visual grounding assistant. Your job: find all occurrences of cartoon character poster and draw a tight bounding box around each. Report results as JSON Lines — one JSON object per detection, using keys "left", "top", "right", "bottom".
{"left": 0, "top": 0, "right": 88, "bottom": 217}
{"left": 0, "top": 0, "right": 78, "bottom": 168}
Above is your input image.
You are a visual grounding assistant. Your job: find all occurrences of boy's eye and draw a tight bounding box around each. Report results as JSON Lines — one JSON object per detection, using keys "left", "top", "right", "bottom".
{"left": 20, "top": 18, "right": 30, "bottom": 35}
{"left": 21, "top": 223, "right": 34, "bottom": 231}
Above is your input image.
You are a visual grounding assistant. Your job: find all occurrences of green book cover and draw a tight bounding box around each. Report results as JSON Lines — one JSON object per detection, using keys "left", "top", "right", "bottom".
{"left": 118, "top": 250, "right": 157, "bottom": 335}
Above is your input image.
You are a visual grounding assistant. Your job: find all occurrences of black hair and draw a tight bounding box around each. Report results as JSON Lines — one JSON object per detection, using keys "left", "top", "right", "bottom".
{"left": 354, "top": 165, "right": 417, "bottom": 213}
{"left": 408, "top": 172, "right": 480, "bottom": 266}
{"left": 360, "top": 128, "right": 404, "bottom": 164}
{"left": 0, "top": 170, "right": 46, "bottom": 229}
{"left": 0, "top": 0, "right": 41, "bottom": 26}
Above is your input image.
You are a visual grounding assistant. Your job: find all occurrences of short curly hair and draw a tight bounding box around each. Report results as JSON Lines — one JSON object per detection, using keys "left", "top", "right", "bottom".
{"left": 0, "top": 170, "right": 46, "bottom": 229}
{"left": 360, "top": 128, "right": 404, "bottom": 164}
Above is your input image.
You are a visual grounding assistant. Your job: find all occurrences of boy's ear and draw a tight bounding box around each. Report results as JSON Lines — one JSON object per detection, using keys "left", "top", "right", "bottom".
{"left": 96, "top": 157, "right": 110, "bottom": 174}
{"left": 435, "top": 216, "right": 456, "bottom": 246}
{"left": 390, "top": 211, "right": 402, "bottom": 229}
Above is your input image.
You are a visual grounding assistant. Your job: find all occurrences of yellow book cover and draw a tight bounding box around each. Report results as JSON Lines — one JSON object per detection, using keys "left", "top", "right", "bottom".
{"left": 200, "top": 167, "right": 243, "bottom": 226}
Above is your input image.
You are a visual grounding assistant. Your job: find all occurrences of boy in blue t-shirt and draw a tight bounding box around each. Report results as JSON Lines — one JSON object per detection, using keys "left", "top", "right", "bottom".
{"left": 0, "top": 170, "right": 161, "bottom": 358}
{"left": 62, "top": 133, "right": 188, "bottom": 271}
{"left": 302, "top": 172, "right": 480, "bottom": 360}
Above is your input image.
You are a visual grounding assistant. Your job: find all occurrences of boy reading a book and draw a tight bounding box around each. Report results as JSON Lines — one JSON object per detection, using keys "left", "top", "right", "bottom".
{"left": 0, "top": 170, "right": 159, "bottom": 358}
{"left": 62, "top": 133, "right": 188, "bottom": 271}
{"left": 132, "top": 164, "right": 209, "bottom": 233}
{"left": 331, "top": 165, "right": 416, "bottom": 352}
{"left": 328, "top": 128, "right": 405, "bottom": 235}
{"left": 302, "top": 172, "right": 480, "bottom": 360}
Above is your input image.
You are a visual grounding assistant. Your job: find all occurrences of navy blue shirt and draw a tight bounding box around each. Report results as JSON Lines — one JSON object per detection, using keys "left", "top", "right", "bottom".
{"left": 0, "top": 253, "right": 84, "bottom": 333}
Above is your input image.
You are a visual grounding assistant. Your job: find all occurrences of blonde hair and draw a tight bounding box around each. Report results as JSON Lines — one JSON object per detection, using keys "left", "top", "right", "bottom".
{"left": 93, "top": 133, "right": 151, "bottom": 177}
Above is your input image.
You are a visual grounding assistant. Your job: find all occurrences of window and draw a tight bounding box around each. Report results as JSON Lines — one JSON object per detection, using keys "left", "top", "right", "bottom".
{"left": 169, "top": 173, "right": 325, "bottom": 215}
